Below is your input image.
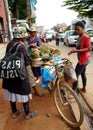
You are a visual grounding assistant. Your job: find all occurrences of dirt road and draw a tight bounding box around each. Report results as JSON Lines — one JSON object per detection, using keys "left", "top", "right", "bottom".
{"left": 0, "top": 84, "right": 80, "bottom": 130}
{"left": 0, "top": 42, "right": 88, "bottom": 130}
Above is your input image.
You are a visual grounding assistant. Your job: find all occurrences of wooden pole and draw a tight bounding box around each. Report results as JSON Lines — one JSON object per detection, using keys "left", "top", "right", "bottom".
{"left": 26, "top": 0, "right": 32, "bottom": 27}
{"left": 4, "top": 0, "right": 13, "bottom": 41}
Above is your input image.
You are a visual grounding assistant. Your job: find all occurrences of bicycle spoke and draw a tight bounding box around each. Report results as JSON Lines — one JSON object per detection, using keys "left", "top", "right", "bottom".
{"left": 55, "top": 87, "right": 76, "bottom": 122}
{"left": 54, "top": 80, "right": 84, "bottom": 127}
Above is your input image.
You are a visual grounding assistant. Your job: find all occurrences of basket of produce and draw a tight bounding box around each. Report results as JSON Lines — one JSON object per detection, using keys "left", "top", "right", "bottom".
{"left": 30, "top": 45, "right": 61, "bottom": 67}
{"left": 31, "top": 58, "right": 44, "bottom": 67}
{"left": 49, "top": 46, "right": 61, "bottom": 57}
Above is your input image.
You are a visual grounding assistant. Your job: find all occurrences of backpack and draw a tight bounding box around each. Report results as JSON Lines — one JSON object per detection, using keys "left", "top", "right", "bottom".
{"left": 0, "top": 43, "right": 26, "bottom": 80}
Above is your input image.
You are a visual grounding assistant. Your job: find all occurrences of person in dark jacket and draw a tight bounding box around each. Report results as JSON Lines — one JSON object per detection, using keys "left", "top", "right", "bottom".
{"left": 3, "top": 27, "right": 37, "bottom": 120}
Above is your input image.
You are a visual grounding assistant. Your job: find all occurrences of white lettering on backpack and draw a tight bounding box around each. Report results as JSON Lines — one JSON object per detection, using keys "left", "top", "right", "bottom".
{"left": 1, "top": 60, "right": 21, "bottom": 70}
{"left": 1, "top": 70, "right": 5, "bottom": 78}
{"left": 14, "top": 70, "right": 19, "bottom": 77}
{"left": 12, "top": 60, "right": 15, "bottom": 69}
{"left": 2, "top": 61, "right": 6, "bottom": 69}
{"left": 10, "top": 70, "right": 15, "bottom": 78}
{"left": 0, "top": 70, "right": 19, "bottom": 78}
{"left": 7, "top": 61, "right": 12, "bottom": 69}
{"left": 0, "top": 59, "right": 21, "bottom": 78}
{"left": 6, "top": 71, "right": 9, "bottom": 78}
{"left": 16, "top": 60, "right": 20, "bottom": 68}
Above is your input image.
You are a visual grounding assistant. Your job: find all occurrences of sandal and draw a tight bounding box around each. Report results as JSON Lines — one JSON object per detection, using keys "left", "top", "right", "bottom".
{"left": 12, "top": 109, "right": 24, "bottom": 119}
{"left": 25, "top": 111, "right": 38, "bottom": 120}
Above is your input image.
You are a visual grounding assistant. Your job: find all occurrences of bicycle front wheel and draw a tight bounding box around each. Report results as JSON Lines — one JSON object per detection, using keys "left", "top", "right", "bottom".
{"left": 54, "top": 79, "right": 84, "bottom": 127}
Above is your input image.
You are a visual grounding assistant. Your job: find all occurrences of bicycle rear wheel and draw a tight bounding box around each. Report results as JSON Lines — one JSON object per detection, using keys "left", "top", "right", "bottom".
{"left": 54, "top": 79, "right": 84, "bottom": 127}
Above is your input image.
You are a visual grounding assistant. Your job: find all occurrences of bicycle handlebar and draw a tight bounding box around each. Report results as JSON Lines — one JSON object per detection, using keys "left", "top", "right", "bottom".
{"left": 41, "top": 62, "right": 65, "bottom": 67}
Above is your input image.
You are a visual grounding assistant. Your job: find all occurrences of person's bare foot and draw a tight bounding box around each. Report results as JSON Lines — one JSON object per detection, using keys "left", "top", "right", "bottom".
{"left": 35, "top": 78, "right": 40, "bottom": 84}
{"left": 35, "top": 90, "right": 44, "bottom": 97}
{"left": 80, "top": 87, "right": 86, "bottom": 93}
{"left": 36, "top": 79, "right": 40, "bottom": 84}
{"left": 33, "top": 87, "right": 44, "bottom": 97}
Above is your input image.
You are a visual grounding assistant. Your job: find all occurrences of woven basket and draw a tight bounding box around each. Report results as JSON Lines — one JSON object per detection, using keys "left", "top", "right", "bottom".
{"left": 31, "top": 58, "right": 43, "bottom": 67}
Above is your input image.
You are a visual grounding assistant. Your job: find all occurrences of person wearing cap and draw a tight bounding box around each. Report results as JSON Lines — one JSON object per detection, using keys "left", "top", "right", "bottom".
{"left": 2, "top": 26, "right": 38, "bottom": 120}
{"left": 68, "top": 21, "right": 91, "bottom": 93}
{"left": 19, "top": 23, "right": 44, "bottom": 97}
{"left": 26, "top": 26, "right": 41, "bottom": 82}
{"left": 19, "top": 23, "right": 31, "bottom": 32}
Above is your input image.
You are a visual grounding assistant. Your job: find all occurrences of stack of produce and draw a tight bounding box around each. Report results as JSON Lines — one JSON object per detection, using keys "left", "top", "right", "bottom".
{"left": 31, "top": 48, "right": 41, "bottom": 58}
{"left": 30, "top": 45, "right": 61, "bottom": 59}
{"left": 40, "top": 45, "right": 50, "bottom": 57}
{"left": 49, "top": 46, "right": 61, "bottom": 56}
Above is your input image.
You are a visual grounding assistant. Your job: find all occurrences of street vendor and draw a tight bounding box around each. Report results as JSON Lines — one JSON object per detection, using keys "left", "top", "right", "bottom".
{"left": 26, "top": 26, "right": 41, "bottom": 84}
{"left": 68, "top": 21, "right": 91, "bottom": 93}
{"left": 19, "top": 23, "right": 44, "bottom": 97}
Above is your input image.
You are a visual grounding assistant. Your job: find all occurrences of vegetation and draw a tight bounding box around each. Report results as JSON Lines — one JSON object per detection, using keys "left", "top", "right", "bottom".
{"left": 63, "top": 0, "right": 93, "bottom": 18}
{"left": 8, "top": 0, "right": 27, "bottom": 19}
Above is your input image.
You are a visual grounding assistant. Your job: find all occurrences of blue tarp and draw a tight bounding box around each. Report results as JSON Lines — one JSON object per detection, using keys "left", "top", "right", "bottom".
{"left": 41, "top": 66, "right": 56, "bottom": 89}
{"left": 41, "top": 57, "right": 63, "bottom": 89}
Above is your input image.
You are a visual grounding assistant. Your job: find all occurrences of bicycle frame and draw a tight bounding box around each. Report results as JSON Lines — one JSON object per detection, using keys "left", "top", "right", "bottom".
{"left": 46, "top": 62, "right": 73, "bottom": 106}
{"left": 41, "top": 57, "right": 72, "bottom": 93}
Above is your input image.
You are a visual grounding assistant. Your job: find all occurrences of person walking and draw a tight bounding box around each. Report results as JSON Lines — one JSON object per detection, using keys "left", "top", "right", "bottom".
{"left": 68, "top": 21, "right": 91, "bottom": 93}
{"left": 2, "top": 27, "right": 37, "bottom": 120}
{"left": 55, "top": 33, "right": 60, "bottom": 46}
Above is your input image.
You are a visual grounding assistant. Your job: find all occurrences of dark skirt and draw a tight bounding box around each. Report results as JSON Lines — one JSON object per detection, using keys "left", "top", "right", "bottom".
{"left": 3, "top": 76, "right": 31, "bottom": 95}
{"left": 32, "top": 67, "right": 41, "bottom": 77}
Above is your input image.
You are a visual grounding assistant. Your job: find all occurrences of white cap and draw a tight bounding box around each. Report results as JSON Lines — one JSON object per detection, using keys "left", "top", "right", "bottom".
{"left": 14, "top": 27, "right": 28, "bottom": 38}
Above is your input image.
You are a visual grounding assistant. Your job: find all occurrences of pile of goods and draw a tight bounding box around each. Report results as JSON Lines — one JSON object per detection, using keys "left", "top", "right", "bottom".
{"left": 30, "top": 45, "right": 61, "bottom": 59}
{"left": 31, "top": 48, "right": 41, "bottom": 59}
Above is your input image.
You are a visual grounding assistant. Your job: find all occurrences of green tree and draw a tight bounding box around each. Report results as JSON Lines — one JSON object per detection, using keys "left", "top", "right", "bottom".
{"left": 63, "top": 0, "right": 93, "bottom": 18}
{"left": 8, "top": 0, "right": 27, "bottom": 19}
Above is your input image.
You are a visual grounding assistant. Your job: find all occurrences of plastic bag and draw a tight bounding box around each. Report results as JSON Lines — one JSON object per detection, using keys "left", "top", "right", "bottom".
{"left": 64, "top": 64, "right": 77, "bottom": 83}
{"left": 53, "top": 57, "right": 63, "bottom": 63}
{"left": 41, "top": 66, "right": 56, "bottom": 89}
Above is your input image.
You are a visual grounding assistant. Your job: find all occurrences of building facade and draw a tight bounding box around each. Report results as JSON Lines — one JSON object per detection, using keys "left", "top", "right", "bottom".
{"left": 0, "top": 0, "right": 7, "bottom": 42}
{"left": 71, "top": 17, "right": 93, "bottom": 30}
{"left": 56, "top": 23, "right": 67, "bottom": 33}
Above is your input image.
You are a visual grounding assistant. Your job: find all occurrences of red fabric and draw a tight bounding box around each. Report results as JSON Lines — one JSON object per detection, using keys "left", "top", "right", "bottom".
{"left": 79, "top": 33, "right": 91, "bottom": 65}
{"left": 44, "top": 34, "right": 46, "bottom": 39}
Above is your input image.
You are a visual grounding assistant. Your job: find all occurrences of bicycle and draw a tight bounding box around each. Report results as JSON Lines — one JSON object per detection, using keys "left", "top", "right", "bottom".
{"left": 41, "top": 57, "right": 84, "bottom": 128}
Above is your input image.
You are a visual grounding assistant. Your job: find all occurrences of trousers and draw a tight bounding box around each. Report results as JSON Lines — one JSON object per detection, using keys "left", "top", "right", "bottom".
{"left": 73, "top": 63, "right": 87, "bottom": 90}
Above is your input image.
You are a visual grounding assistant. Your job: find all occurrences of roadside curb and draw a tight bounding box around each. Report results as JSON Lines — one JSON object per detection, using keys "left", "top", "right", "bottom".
{"left": 80, "top": 118, "right": 90, "bottom": 130}
{"left": 79, "top": 90, "right": 93, "bottom": 112}
{"left": 70, "top": 96, "right": 91, "bottom": 130}
{"left": 78, "top": 90, "right": 93, "bottom": 130}
{"left": 72, "top": 101, "right": 91, "bottom": 130}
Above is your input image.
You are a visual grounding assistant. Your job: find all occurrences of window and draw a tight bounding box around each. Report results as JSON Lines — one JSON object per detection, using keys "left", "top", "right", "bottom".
{"left": 69, "top": 31, "right": 77, "bottom": 36}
